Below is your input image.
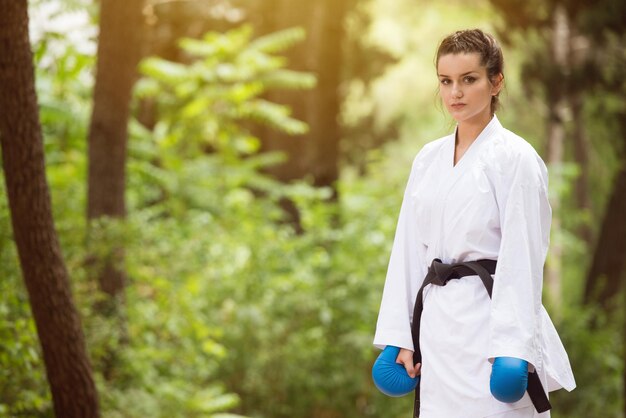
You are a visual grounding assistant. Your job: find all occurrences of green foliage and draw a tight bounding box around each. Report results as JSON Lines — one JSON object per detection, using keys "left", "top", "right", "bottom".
{"left": 205, "top": 158, "right": 417, "bottom": 418}
{"left": 550, "top": 303, "right": 624, "bottom": 418}
{"left": 89, "top": 23, "right": 321, "bottom": 418}
{"left": 135, "top": 24, "right": 316, "bottom": 159}
{"left": 101, "top": 143, "right": 415, "bottom": 418}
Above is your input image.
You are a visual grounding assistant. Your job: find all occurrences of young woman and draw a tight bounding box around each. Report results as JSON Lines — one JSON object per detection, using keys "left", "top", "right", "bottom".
{"left": 373, "top": 29, "right": 575, "bottom": 418}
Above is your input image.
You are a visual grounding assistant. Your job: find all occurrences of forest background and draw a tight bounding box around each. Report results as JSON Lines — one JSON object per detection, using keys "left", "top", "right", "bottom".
{"left": 0, "top": 0, "right": 624, "bottom": 417}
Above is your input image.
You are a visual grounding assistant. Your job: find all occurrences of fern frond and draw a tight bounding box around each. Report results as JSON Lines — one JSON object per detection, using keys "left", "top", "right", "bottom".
{"left": 241, "top": 100, "right": 309, "bottom": 135}
{"left": 140, "top": 58, "right": 187, "bottom": 83}
{"left": 249, "top": 27, "right": 306, "bottom": 54}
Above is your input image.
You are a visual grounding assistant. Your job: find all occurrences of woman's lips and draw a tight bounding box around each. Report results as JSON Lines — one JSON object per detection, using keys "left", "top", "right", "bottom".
{"left": 451, "top": 103, "right": 466, "bottom": 109}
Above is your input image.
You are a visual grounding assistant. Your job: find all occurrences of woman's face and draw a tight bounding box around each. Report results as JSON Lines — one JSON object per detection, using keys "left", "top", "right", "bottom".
{"left": 437, "top": 52, "right": 502, "bottom": 125}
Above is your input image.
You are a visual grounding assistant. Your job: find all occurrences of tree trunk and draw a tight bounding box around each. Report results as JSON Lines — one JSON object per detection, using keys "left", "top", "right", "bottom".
{"left": 583, "top": 100, "right": 626, "bottom": 308}
{"left": 255, "top": 0, "right": 348, "bottom": 192}
{"left": 248, "top": 0, "right": 348, "bottom": 229}
{"left": 308, "top": 0, "right": 347, "bottom": 192}
{"left": 86, "top": 0, "right": 144, "bottom": 378}
{"left": 255, "top": 0, "right": 313, "bottom": 184}
{"left": 544, "top": 5, "right": 569, "bottom": 313}
{"left": 0, "top": 2, "right": 100, "bottom": 417}
{"left": 583, "top": 163, "right": 626, "bottom": 309}
{"left": 571, "top": 91, "right": 593, "bottom": 244}
{"left": 569, "top": 27, "right": 593, "bottom": 247}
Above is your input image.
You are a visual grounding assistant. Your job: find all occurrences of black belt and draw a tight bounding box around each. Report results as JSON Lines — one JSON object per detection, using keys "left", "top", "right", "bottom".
{"left": 411, "top": 258, "right": 551, "bottom": 417}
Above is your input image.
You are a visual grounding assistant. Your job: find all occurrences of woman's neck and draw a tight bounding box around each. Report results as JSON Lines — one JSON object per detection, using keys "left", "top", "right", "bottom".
{"left": 456, "top": 113, "right": 493, "bottom": 148}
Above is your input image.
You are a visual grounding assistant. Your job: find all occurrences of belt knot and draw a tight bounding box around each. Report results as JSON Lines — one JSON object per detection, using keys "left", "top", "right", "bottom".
{"left": 428, "top": 258, "right": 457, "bottom": 285}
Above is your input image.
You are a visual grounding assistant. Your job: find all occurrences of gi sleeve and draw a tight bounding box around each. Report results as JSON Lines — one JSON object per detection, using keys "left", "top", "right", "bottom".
{"left": 488, "top": 148, "right": 552, "bottom": 368}
{"left": 373, "top": 154, "right": 428, "bottom": 351}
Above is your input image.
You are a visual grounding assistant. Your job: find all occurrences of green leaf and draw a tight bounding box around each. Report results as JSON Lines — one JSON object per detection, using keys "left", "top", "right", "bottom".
{"left": 249, "top": 27, "right": 306, "bottom": 54}
{"left": 257, "top": 69, "right": 317, "bottom": 90}
{"left": 192, "top": 392, "right": 240, "bottom": 414}
{"left": 241, "top": 100, "right": 309, "bottom": 135}
{"left": 139, "top": 58, "right": 188, "bottom": 83}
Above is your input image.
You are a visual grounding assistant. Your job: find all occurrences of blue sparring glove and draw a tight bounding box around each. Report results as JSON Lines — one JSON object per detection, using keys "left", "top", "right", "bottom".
{"left": 372, "top": 346, "right": 419, "bottom": 397}
{"left": 490, "top": 357, "right": 529, "bottom": 403}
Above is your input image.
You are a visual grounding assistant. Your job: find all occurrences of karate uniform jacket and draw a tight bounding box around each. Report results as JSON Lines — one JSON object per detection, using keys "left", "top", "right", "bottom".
{"left": 373, "top": 115, "right": 575, "bottom": 418}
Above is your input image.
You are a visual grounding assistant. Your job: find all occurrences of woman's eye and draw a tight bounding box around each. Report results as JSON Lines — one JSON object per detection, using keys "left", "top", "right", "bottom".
{"left": 440, "top": 79, "right": 450, "bottom": 85}
{"left": 464, "top": 76, "right": 476, "bottom": 83}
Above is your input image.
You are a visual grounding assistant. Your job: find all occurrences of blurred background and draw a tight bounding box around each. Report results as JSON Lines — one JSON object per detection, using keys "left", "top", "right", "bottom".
{"left": 1, "top": 0, "right": 625, "bottom": 416}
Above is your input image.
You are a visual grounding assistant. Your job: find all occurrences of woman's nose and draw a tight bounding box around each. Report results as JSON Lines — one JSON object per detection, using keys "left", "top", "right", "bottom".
{"left": 452, "top": 84, "right": 463, "bottom": 98}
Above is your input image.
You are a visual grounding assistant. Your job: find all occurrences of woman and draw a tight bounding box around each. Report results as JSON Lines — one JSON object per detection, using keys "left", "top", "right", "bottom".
{"left": 373, "top": 29, "right": 576, "bottom": 418}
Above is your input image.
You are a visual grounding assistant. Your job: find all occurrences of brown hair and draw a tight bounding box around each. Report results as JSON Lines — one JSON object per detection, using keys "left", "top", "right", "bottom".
{"left": 435, "top": 29, "right": 504, "bottom": 115}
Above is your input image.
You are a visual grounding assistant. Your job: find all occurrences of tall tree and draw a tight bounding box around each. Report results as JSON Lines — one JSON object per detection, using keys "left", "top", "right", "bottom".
{"left": 243, "top": 0, "right": 350, "bottom": 229}
{"left": 580, "top": 32, "right": 626, "bottom": 310}
{"left": 340, "top": 0, "right": 397, "bottom": 175}
{"left": 0, "top": 1, "right": 100, "bottom": 417}
{"left": 576, "top": 0, "right": 626, "bottom": 312}
{"left": 252, "top": 0, "right": 350, "bottom": 192}
{"left": 86, "top": 0, "right": 144, "bottom": 378}
{"left": 584, "top": 160, "right": 626, "bottom": 308}
{"left": 543, "top": 4, "right": 570, "bottom": 311}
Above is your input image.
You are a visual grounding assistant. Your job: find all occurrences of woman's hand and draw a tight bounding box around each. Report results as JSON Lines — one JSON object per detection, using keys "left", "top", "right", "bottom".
{"left": 396, "top": 348, "right": 421, "bottom": 378}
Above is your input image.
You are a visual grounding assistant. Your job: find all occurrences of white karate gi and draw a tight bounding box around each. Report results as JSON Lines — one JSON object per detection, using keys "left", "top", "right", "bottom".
{"left": 373, "top": 115, "right": 576, "bottom": 418}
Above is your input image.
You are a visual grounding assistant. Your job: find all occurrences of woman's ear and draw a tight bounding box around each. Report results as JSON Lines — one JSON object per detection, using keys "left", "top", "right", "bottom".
{"left": 492, "top": 73, "right": 504, "bottom": 95}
